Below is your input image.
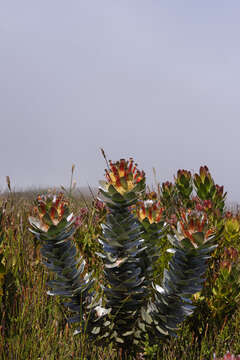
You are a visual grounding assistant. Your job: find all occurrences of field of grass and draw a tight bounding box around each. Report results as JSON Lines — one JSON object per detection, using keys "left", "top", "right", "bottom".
{"left": 0, "top": 188, "right": 240, "bottom": 360}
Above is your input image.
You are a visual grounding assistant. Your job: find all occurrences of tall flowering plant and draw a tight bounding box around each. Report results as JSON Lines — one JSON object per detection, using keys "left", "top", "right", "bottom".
{"left": 29, "top": 158, "right": 220, "bottom": 359}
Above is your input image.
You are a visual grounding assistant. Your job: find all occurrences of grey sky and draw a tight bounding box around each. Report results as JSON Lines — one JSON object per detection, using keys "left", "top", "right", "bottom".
{"left": 1, "top": 1, "right": 240, "bottom": 202}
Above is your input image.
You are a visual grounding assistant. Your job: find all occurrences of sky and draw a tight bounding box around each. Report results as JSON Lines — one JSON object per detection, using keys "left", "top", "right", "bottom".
{"left": 1, "top": 1, "right": 240, "bottom": 203}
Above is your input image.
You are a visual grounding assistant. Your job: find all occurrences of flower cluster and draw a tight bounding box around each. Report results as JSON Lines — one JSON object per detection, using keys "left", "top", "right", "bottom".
{"left": 220, "top": 247, "right": 239, "bottom": 272}
{"left": 136, "top": 200, "right": 164, "bottom": 224}
{"left": 177, "top": 209, "right": 215, "bottom": 248}
{"left": 104, "top": 158, "right": 145, "bottom": 195}
{"left": 32, "top": 193, "right": 71, "bottom": 232}
{"left": 192, "top": 197, "right": 213, "bottom": 212}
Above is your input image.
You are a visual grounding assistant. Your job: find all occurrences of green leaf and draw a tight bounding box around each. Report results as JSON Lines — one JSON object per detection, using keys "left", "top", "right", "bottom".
{"left": 0, "top": 263, "right": 5, "bottom": 274}
{"left": 192, "top": 232, "right": 204, "bottom": 246}
{"left": 181, "top": 238, "right": 194, "bottom": 250}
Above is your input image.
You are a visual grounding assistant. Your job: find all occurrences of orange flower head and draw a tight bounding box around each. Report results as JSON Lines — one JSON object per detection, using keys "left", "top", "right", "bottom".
{"left": 137, "top": 200, "right": 164, "bottom": 224}
{"left": 178, "top": 209, "right": 215, "bottom": 248}
{"left": 104, "top": 158, "right": 145, "bottom": 195}
{"left": 33, "top": 193, "right": 71, "bottom": 232}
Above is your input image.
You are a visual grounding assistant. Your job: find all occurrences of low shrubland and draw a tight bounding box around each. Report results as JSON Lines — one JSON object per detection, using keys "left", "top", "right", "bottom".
{"left": 0, "top": 158, "right": 240, "bottom": 359}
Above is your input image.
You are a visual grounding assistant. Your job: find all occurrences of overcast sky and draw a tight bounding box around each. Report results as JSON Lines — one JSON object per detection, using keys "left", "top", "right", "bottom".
{"left": 1, "top": 1, "right": 240, "bottom": 202}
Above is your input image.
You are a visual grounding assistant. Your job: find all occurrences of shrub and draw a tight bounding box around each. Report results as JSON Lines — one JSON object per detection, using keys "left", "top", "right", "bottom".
{"left": 29, "top": 158, "right": 221, "bottom": 359}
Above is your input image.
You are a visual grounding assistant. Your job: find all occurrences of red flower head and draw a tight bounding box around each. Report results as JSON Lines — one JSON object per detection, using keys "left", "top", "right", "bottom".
{"left": 31, "top": 193, "right": 71, "bottom": 232}
{"left": 177, "top": 209, "right": 215, "bottom": 248}
{"left": 137, "top": 200, "right": 164, "bottom": 224}
{"left": 104, "top": 158, "right": 145, "bottom": 195}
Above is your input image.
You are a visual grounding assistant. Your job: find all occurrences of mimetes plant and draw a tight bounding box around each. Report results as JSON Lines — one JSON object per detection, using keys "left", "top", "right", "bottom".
{"left": 29, "top": 158, "right": 220, "bottom": 359}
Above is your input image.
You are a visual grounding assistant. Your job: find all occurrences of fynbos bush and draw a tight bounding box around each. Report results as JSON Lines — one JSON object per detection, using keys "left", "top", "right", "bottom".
{"left": 29, "top": 158, "right": 222, "bottom": 359}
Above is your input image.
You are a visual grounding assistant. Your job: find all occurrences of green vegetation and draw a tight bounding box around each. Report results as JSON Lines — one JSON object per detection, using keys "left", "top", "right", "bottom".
{"left": 0, "top": 159, "right": 240, "bottom": 359}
